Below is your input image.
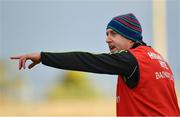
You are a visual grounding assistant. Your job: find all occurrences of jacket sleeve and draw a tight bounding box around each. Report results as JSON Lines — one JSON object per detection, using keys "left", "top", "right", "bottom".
{"left": 41, "top": 51, "right": 137, "bottom": 76}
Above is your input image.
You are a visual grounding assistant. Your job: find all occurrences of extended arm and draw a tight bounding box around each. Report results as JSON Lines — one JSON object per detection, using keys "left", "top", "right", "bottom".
{"left": 11, "top": 51, "right": 139, "bottom": 88}
{"left": 41, "top": 51, "right": 137, "bottom": 76}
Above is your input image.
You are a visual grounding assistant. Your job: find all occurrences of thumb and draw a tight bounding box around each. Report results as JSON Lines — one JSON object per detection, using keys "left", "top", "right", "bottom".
{"left": 28, "top": 62, "right": 38, "bottom": 69}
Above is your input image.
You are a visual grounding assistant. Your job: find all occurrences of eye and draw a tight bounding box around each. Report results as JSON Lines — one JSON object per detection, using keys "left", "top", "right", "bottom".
{"left": 106, "top": 32, "right": 109, "bottom": 36}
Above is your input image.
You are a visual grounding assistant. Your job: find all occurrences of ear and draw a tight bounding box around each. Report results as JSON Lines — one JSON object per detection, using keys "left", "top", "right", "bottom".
{"left": 128, "top": 40, "right": 135, "bottom": 44}
{"left": 128, "top": 40, "right": 135, "bottom": 48}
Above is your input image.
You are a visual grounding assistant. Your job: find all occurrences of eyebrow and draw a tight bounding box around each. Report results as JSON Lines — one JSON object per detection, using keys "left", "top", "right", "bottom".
{"left": 110, "top": 30, "right": 118, "bottom": 34}
{"left": 106, "top": 30, "right": 117, "bottom": 36}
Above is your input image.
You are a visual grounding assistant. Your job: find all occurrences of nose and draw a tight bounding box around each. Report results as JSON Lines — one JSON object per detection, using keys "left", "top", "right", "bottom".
{"left": 106, "top": 37, "right": 112, "bottom": 43}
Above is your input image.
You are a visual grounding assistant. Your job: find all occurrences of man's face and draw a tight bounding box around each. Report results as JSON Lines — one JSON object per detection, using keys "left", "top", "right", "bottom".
{"left": 106, "top": 29, "right": 133, "bottom": 53}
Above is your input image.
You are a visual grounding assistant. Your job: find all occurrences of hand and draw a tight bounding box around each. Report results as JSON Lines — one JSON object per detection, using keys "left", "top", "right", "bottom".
{"left": 10, "top": 52, "right": 41, "bottom": 70}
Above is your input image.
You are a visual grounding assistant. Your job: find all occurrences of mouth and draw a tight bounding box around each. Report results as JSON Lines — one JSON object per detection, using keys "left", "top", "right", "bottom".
{"left": 109, "top": 45, "right": 116, "bottom": 51}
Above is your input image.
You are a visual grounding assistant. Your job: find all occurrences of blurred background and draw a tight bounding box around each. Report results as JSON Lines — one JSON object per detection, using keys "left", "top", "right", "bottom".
{"left": 0, "top": 0, "right": 179, "bottom": 116}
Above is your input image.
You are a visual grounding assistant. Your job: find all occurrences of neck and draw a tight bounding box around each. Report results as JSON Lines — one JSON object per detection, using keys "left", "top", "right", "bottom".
{"left": 131, "top": 41, "right": 147, "bottom": 49}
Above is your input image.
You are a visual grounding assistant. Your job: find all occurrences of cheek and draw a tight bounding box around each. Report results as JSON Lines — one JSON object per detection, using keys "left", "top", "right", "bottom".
{"left": 114, "top": 40, "right": 123, "bottom": 47}
{"left": 114, "top": 40, "right": 127, "bottom": 49}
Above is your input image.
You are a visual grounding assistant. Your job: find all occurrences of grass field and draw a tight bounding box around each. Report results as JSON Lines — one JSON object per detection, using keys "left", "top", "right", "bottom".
{"left": 0, "top": 99, "right": 116, "bottom": 116}
{"left": 0, "top": 97, "right": 179, "bottom": 116}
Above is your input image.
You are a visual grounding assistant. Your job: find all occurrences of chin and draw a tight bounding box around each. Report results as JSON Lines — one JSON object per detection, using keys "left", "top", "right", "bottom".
{"left": 110, "top": 49, "right": 117, "bottom": 53}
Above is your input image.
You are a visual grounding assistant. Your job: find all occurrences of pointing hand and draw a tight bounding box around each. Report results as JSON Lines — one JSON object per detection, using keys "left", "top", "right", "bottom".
{"left": 10, "top": 52, "right": 41, "bottom": 70}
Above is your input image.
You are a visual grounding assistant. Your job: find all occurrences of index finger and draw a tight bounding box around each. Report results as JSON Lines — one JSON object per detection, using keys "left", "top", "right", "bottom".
{"left": 10, "top": 56, "right": 21, "bottom": 59}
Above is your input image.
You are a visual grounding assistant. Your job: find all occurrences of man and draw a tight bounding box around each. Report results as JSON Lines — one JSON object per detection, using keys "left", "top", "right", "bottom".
{"left": 11, "top": 13, "right": 180, "bottom": 116}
